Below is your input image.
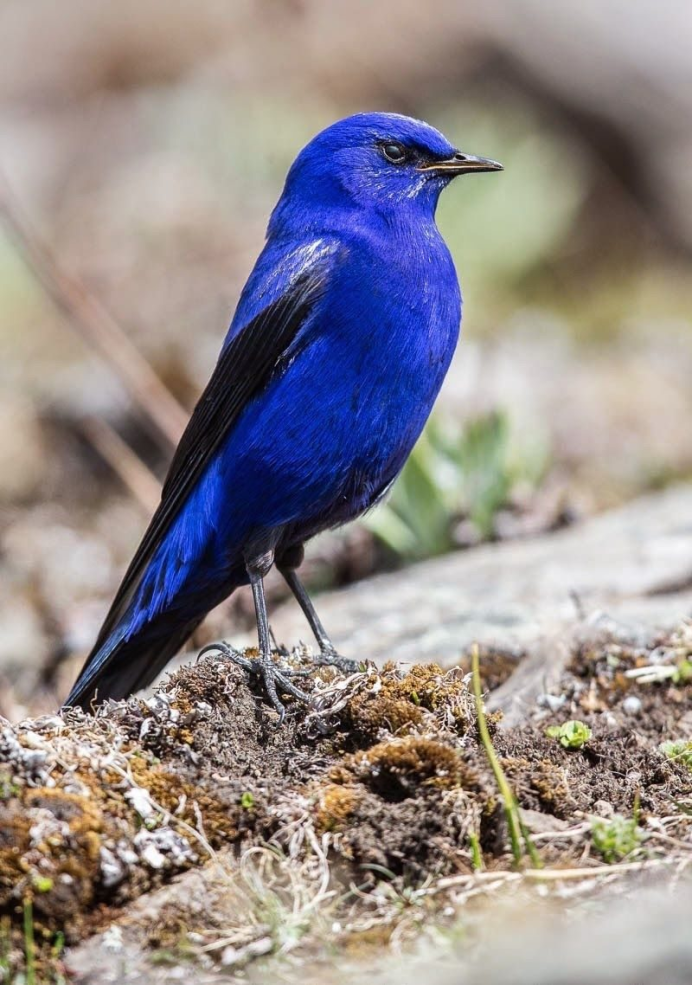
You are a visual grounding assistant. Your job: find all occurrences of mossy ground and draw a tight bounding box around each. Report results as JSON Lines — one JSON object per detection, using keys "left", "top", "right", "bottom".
{"left": 1, "top": 625, "right": 691, "bottom": 981}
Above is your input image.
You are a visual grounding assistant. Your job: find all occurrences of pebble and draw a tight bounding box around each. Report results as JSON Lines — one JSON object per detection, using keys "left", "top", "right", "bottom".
{"left": 622, "top": 695, "right": 642, "bottom": 715}
{"left": 537, "top": 693, "right": 567, "bottom": 712}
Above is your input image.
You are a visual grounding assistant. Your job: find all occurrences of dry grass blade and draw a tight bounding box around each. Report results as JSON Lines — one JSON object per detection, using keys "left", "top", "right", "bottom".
{"left": 79, "top": 414, "right": 162, "bottom": 513}
{"left": 0, "top": 172, "right": 188, "bottom": 449}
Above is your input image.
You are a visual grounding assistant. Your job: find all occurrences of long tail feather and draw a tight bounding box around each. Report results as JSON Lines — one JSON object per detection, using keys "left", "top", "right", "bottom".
{"left": 63, "top": 617, "right": 204, "bottom": 711}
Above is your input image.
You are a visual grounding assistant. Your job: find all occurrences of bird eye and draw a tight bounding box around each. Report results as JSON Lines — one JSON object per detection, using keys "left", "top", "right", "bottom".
{"left": 381, "top": 141, "right": 408, "bottom": 164}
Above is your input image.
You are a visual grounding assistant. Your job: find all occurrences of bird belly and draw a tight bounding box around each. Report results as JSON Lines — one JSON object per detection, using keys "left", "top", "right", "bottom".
{"left": 217, "top": 298, "right": 459, "bottom": 545}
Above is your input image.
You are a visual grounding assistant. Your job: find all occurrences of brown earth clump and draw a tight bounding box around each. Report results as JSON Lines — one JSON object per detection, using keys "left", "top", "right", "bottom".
{"left": 0, "top": 624, "right": 690, "bottom": 979}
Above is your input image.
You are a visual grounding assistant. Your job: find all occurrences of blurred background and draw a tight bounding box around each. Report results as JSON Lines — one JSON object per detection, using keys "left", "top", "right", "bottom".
{"left": 1, "top": 0, "right": 691, "bottom": 717}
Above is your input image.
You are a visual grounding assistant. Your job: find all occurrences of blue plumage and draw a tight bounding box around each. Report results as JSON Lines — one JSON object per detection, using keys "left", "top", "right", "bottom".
{"left": 66, "top": 112, "right": 502, "bottom": 716}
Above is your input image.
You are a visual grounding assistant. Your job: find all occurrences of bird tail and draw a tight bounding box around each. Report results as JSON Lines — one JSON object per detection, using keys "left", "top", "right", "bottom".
{"left": 63, "top": 616, "right": 204, "bottom": 712}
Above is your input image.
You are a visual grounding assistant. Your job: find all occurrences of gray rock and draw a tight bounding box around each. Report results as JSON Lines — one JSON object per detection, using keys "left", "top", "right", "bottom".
{"left": 622, "top": 695, "right": 643, "bottom": 716}
{"left": 267, "top": 484, "right": 692, "bottom": 667}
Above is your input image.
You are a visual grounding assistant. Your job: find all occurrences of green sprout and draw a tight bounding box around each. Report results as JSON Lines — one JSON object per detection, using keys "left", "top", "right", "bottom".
{"left": 659, "top": 739, "right": 692, "bottom": 770}
{"left": 546, "top": 720, "right": 592, "bottom": 750}
{"left": 468, "top": 830, "right": 484, "bottom": 871}
{"left": 31, "top": 875, "right": 54, "bottom": 894}
{"left": 674, "top": 660, "right": 692, "bottom": 684}
{"left": 591, "top": 814, "right": 643, "bottom": 863}
{"left": 0, "top": 773, "right": 20, "bottom": 800}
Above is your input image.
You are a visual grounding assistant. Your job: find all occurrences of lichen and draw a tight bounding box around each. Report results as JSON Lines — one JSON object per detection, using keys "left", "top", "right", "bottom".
{"left": 343, "top": 662, "right": 477, "bottom": 741}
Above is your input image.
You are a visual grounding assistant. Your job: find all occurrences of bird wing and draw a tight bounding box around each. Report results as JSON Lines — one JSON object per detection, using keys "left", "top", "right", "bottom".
{"left": 90, "top": 260, "right": 333, "bottom": 652}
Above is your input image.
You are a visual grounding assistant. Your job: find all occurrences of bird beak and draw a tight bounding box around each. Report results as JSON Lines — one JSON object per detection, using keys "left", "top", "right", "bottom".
{"left": 418, "top": 152, "right": 504, "bottom": 176}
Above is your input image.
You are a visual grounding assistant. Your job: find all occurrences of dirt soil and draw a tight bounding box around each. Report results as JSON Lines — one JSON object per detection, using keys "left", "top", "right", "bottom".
{"left": 1, "top": 626, "right": 691, "bottom": 980}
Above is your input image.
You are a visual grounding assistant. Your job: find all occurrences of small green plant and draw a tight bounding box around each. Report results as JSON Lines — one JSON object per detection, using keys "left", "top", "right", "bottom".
{"left": 673, "top": 660, "right": 692, "bottom": 683}
{"left": 51, "top": 932, "right": 65, "bottom": 961}
{"left": 546, "top": 720, "right": 592, "bottom": 750}
{"left": 591, "top": 814, "right": 643, "bottom": 863}
{"left": 364, "top": 424, "right": 454, "bottom": 558}
{"left": 659, "top": 739, "right": 692, "bottom": 769}
{"left": 0, "top": 773, "right": 20, "bottom": 800}
{"left": 32, "top": 875, "right": 54, "bottom": 894}
{"left": 455, "top": 410, "right": 514, "bottom": 539}
{"left": 150, "top": 942, "right": 196, "bottom": 967}
{"left": 468, "top": 830, "right": 484, "bottom": 871}
{"left": 50, "top": 932, "right": 68, "bottom": 985}
{"left": 240, "top": 792, "right": 255, "bottom": 809}
{"left": 364, "top": 411, "right": 549, "bottom": 561}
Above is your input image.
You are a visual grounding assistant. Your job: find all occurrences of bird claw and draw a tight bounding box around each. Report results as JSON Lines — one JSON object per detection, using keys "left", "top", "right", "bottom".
{"left": 312, "top": 646, "right": 361, "bottom": 675}
{"left": 197, "top": 641, "right": 312, "bottom": 724}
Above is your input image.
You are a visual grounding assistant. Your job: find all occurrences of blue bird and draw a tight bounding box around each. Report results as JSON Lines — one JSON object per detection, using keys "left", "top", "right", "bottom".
{"left": 65, "top": 112, "right": 502, "bottom": 719}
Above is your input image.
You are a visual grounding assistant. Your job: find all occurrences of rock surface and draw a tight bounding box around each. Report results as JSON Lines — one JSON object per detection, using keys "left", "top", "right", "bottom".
{"left": 267, "top": 484, "right": 692, "bottom": 666}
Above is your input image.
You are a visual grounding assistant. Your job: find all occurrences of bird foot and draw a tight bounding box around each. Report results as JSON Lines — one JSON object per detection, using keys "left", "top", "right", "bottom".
{"left": 197, "top": 641, "right": 312, "bottom": 725}
{"left": 311, "top": 646, "right": 361, "bottom": 675}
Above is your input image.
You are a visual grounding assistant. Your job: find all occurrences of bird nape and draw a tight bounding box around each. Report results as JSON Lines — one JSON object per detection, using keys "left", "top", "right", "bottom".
{"left": 65, "top": 112, "right": 502, "bottom": 722}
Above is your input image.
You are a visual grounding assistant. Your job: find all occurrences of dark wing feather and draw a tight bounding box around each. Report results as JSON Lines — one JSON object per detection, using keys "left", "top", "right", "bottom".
{"left": 87, "top": 265, "right": 330, "bottom": 656}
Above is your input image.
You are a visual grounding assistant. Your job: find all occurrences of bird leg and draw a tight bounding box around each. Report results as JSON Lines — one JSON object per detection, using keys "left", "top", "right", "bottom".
{"left": 277, "top": 545, "right": 360, "bottom": 674}
{"left": 201, "top": 549, "right": 308, "bottom": 724}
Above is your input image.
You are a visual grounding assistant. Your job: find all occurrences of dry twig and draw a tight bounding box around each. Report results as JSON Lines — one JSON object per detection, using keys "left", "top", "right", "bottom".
{"left": 0, "top": 172, "right": 188, "bottom": 449}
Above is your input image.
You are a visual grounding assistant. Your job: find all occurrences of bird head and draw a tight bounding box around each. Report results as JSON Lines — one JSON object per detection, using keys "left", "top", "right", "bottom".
{"left": 270, "top": 112, "right": 502, "bottom": 232}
